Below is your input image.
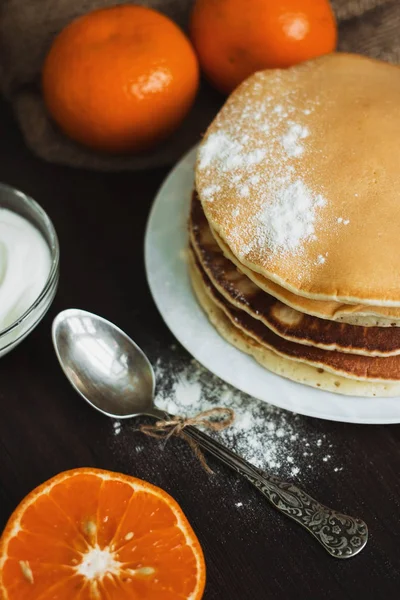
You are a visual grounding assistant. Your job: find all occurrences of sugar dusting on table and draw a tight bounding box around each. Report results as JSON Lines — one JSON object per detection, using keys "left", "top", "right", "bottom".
{"left": 113, "top": 352, "right": 343, "bottom": 479}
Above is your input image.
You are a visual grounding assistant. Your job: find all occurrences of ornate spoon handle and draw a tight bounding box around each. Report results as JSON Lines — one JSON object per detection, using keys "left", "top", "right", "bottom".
{"left": 182, "top": 423, "right": 368, "bottom": 558}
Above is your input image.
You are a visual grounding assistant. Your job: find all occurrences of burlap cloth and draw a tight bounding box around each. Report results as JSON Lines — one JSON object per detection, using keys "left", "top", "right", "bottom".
{"left": 0, "top": 0, "right": 398, "bottom": 171}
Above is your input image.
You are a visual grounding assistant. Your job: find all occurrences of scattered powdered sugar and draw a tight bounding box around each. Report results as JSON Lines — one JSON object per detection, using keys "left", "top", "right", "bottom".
{"left": 280, "top": 123, "right": 309, "bottom": 158}
{"left": 112, "top": 354, "right": 343, "bottom": 479}
{"left": 245, "top": 149, "right": 267, "bottom": 166}
{"left": 255, "top": 180, "right": 326, "bottom": 253}
{"left": 198, "top": 131, "right": 266, "bottom": 173}
{"left": 239, "top": 185, "right": 250, "bottom": 198}
{"left": 249, "top": 174, "right": 260, "bottom": 185}
{"left": 316, "top": 252, "right": 328, "bottom": 266}
{"left": 202, "top": 184, "right": 221, "bottom": 201}
{"left": 273, "top": 104, "right": 285, "bottom": 115}
{"left": 172, "top": 377, "right": 202, "bottom": 408}
{"left": 113, "top": 421, "right": 121, "bottom": 436}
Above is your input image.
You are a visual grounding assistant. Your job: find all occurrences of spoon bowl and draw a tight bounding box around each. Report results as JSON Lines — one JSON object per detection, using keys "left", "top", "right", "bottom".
{"left": 52, "top": 309, "right": 157, "bottom": 418}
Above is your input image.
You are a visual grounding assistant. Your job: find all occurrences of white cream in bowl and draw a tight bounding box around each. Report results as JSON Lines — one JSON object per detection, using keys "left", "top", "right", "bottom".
{"left": 0, "top": 208, "right": 51, "bottom": 331}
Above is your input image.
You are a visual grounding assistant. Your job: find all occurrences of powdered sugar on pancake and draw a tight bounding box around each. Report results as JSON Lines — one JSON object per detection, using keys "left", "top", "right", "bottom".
{"left": 196, "top": 70, "right": 346, "bottom": 263}
{"left": 198, "top": 131, "right": 267, "bottom": 176}
{"left": 255, "top": 180, "right": 326, "bottom": 253}
{"left": 280, "top": 123, "right": 309, "bottom": 157}
{"left": 202, "top": 184, "right": 221, "bottom": 201}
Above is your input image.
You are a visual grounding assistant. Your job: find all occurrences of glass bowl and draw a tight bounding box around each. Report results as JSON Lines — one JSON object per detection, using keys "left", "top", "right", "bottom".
{"left": 0, "top": 183, "right": 59, "bottom": 357}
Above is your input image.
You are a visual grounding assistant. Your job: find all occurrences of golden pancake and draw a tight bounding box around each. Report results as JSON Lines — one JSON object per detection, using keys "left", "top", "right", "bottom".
{"left": 188, "top": 254, "right": 400, "bottom": 397}
{"left": 189, "top": 194, "right": 400, "bottom": 356}
{"left": 211, "top": 226, "right": 400, "bottom": 327}
{"left": 190, "top": 249, "right": 400, "bottom": 383}
{"left": 195, "top": 53, "right": 400, "bottom": 306}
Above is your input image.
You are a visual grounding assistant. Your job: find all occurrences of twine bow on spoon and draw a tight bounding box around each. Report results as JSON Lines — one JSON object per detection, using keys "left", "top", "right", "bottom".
{"left": 140, "top": 407, "right": 235, "bottom": 474}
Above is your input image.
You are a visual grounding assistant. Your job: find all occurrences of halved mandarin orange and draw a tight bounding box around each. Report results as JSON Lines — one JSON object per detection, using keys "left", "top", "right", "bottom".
{"left": 0, "top": 468, "right": 206, "bottom": 599}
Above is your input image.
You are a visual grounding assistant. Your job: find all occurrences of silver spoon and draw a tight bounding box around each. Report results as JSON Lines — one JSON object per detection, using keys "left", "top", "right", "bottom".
{"left": 52, "top": 308, "right": 368, "bottom": 558}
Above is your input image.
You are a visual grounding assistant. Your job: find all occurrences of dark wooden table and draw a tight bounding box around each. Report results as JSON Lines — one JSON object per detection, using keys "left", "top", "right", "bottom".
{"left": 0, "top": 97, "right": 399, "bottom": 599}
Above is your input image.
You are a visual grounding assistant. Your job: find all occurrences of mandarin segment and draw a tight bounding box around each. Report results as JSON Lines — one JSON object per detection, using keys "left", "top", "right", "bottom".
{"left": 101, "top": 571, "right": 191, "bottom": 600}
{"left": 3, "top": 561, "right": 81, "bottom": 599}
{"left": 18, "top": 493, "right": 88, "bottom": 551}
{"left": 50, "top": 473, "right": 102, "bottom": 541}
{"left": 96, "top": 479, "right": 135, "bottom": 549}
{"left": 7, "top": 530, "right": 82, "bottom": 565}
{"left": 117, "top": 529, "right": 200, "bottom": 596}
{"left": 0, "top": 468, "right": 206, "bottom": 599}
{"left": 117, "top": 527, "right": 191, "bottom": 563}
{"left": 112, "top": 491, "right": 178, "bottom": 548}
{"left": 101, "top": 577, "right": 148, "bottom": 600}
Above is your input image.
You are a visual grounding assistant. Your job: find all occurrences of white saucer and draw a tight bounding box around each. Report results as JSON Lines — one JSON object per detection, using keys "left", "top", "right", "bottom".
{"left": 145, "top": 146, "right": 400, "bottom": 424}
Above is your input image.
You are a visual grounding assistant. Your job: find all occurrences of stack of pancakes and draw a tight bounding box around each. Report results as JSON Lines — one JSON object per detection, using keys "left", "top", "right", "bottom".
{"left": 188, "top": 53, "right": 400, "bottom": 397}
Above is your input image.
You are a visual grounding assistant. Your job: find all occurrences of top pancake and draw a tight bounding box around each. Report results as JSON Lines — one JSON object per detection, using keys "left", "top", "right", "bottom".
{"left": 195, "top": 53, "right": 400, "bottom": 306}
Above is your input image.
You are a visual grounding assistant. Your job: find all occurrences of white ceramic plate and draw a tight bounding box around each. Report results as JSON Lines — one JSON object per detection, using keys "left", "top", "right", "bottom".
{"left": 145, "top": 146, "right": 400, "bottom": 424}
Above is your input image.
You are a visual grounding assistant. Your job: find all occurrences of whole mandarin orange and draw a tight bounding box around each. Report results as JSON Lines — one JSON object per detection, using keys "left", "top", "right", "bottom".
{"left": 190, "top": 0, "right": 337, "bottom": 94}
{"left": 42, "top": 5, "right": 199, "bottom": 153}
